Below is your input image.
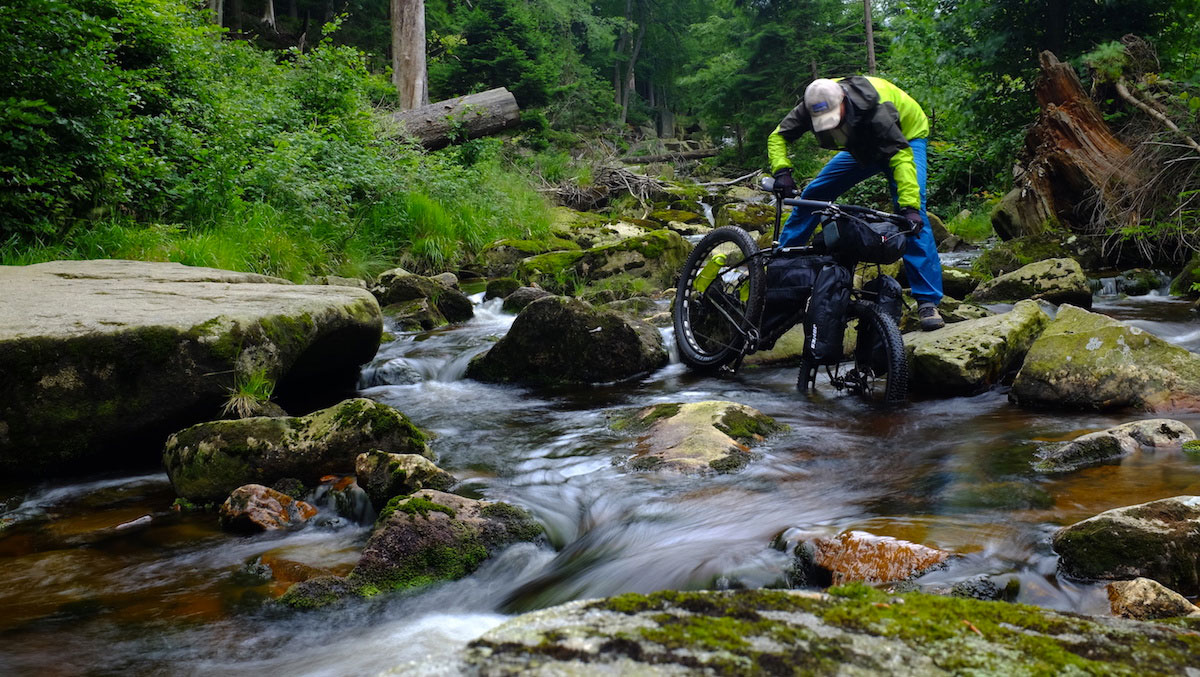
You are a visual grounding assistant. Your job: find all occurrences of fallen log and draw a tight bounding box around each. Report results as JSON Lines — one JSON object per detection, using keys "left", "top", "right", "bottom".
{"left": 620, "top": 148, "right": 719, "bottom": 164}
{"left": 391, "top": 87, "right": 520, "bottom": 150}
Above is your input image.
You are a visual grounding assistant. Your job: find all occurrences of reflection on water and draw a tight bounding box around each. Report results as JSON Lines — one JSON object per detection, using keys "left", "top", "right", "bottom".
{"left": 3, "top": 291, "right": 1200, "bottom": 674}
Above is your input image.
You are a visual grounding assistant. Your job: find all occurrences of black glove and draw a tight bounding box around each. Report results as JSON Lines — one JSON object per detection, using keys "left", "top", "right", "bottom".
{"left": 773, "top": 169, "right": 797, "bottom": 197}
{"left": 899, "top": 206, "right": 923, "bottom": 233}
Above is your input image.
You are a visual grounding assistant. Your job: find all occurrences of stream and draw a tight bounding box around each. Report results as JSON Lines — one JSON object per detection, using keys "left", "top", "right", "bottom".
{"left": 3, "top": 285, "right": 1200, "bottom": 675}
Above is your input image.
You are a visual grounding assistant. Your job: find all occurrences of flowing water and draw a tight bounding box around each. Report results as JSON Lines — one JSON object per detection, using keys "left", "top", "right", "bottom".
{"left": 3, "top": 286, "right": 1200, "bottom": 675}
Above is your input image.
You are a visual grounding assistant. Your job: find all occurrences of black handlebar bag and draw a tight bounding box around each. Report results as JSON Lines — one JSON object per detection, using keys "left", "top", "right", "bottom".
{"left": 822, "top": 215, "right": 907, "bottom": 265}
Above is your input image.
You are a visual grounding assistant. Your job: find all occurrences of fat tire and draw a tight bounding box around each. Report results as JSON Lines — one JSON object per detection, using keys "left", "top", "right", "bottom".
{"left": 851, "top": 300, "right": 908, "bottom": 403}
{"left": 673, "top": 226, "right": 765, "bottom": 370}
{"left": 796, "top": 356, "right": 818, "bottom": 394}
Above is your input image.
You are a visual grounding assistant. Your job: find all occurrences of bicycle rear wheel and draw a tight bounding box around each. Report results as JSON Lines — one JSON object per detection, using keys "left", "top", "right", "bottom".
{"left": 849, "top": 300, "right": 908, "bottom": 402}
{"left": 673, "top": 226, "right": 766, "bottom": 370}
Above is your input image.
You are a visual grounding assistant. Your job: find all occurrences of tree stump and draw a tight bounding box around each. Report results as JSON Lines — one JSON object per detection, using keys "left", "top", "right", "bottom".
{"left": 992, "top": 51, "right": 1139, "bottom": 240}
{"left": 390, "top": 88, "right": 521, "bottom": 150}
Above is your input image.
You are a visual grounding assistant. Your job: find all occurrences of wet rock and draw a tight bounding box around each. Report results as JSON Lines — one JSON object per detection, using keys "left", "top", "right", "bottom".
{"left": 743, "top": 324, "right": 807, "bottom": 366}
{"left": 381, "top": 297, "right": 447, "bottom": 332}
{"left": 971, "top": 232, "right": 1073, "bottom": 276}
{"left": 478, "top": 237, "right": 581, "bottom": 278}
{"left": 309, "top": 474, "right": 374, "bottom": 525}
{"left": 1168, "top": 253, "right": 1200, "bottom": 297}
{"left": 968, "top": 258, "right": 1093, "bottom": 308}
{"left": 598, "top": 296, "right": 659, "bottom": 320}
{"left": 355, "top": 450, "right": 456, "bottom": 507}
{"left": 516, "top": 230, "right": 689, "bottom": 296}
{"left": 614, "top": 401, "right": 785, "bottom": 474}
{"left": 218, "top": 484, "right": 318, "bottom": 533}
{"left": 458, "top": 586, "right": 1200, "bottom": 675}
{"left": 1053, "top": 496, "right": 1200, "bottom": 595}
{"left": 1034, "top": 419, "right": 1196, "bottom": 473}
{"left": 713, "top": 202, "right": 774, "bottom": 233}
{"left": 940, "top": 267, "right": 986, "bottom": 300}
{"left": 905, "top": 300, "right": 1050, "bottom": 395}
{"left": 0, "top": 260, "right": 382, "bottom": 478}
{"left": 163, "top": 398, "right": 431, "bottom": 503}
{"left": 281, "top": 491, "right": 543, "bottom": 608}
{"left": 1117, "top": 269, "right": 1164, "bottom": 296}
{"left": 794, "top": 530, "right": 952, "bottom": 585}
{"left": 1011, "top": 305, "right": 1200, "bottom": 411}
{"left": 466, "top": 296, "right": 667, "bottom": 385}
{"left": 372, "top": 268, "right": 473, "bottom": 324}
{"left": 648, "top": 209, "right": 704, "bottom": 226}
{"left": 484, "top": 278, "right": 521, "bottom": 300}
{"left": 1107, "top": 578, "right": 1200, "bottom": 620}
{"left": 500, "top": 286, "right": 552, "bottom": 313}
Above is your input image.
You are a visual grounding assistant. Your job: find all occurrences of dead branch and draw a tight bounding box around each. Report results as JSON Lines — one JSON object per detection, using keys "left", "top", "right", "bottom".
{"left": 1114, "top": 79, "right": 1200, "bottom": 156}
{"left": 697, "top": 170, "right": 762, "bottom": 187}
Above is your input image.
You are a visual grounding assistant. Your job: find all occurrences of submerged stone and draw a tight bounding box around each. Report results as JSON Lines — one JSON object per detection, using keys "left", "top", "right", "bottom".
{"left": 616, "top": 401, "right": 785, "bottom": 474}
{"left": 1034, "top": 419, "right": 1195, "bottom": 473}
{"left": 794, "top": 530, "right": 952, "bottom": 586}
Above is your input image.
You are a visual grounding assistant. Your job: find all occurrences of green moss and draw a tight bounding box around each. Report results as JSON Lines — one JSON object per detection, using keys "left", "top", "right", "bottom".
{"left": 1183, "top": 440, "right": 1200, "bottom": 455}
{"left": 714, "top": 409, "right": 784, "bottom": 441}
{"left": 708, "top": 450, "right": 753, "bottom": 473}
{"left": 397, "top": 494, "right": 457, "bottom": 519}
{"left": 479, "top": 502, "right": 544, "bottom": 543}
{"left": 613, "top": 403, "right": 682, "bottom": 432}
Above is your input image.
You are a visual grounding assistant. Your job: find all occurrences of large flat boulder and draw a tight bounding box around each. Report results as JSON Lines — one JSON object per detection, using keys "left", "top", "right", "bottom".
{"left": 905, "top": 300, "right": 1050, "bottom": 395}
{"left": 516, "top": 230, "right": 689, "bottom": 296}
{"left": 0, "top": 260, "right": 381, "bottom": 477}
{"left": 459, "top": 587, "right": 1200, "bottom": 675}
{"left": 1011, "top": 304, "right": 1200, "bottom": 411}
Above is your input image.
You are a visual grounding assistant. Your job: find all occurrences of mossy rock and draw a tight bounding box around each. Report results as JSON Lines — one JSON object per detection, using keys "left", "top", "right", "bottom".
{"left": 940, "top": 267, "right": 987, "bottom": 300}
{"left": 972, "top": 233, "right": 1072, "bottom": 277}
{"left": 904, "top": 300, "right": 1050, "bottom": 395}
{"left": 1011, "top": 305, "right": 1200, "bottom": 411}
{"left": 517, "top": 230, "right": 689, "bottom": 296}
{"left": 1053, "top": 496, "right": 1200, "bottom": 595}
{"left": 0, "top": 260, "right": 382, "bottom": 479}
{"left": 372, "top": 269, "right": 473, "bottom": 323}
{"left": 382, "top": 298, "right": 448, "bottom": 332}
{"left": 484, "top": 278, "right": 522, "bottom": 300}
{"left": 467, "top": 296, "right": 667, "bottom": 386}
{"left": 616, "top": 401, "right": 786, "bottom": 474}
{"left": 1168, "top": 253, "right": 1200, "bottom": 297}
{"left": 714, "top": 202, "right": 775, "bottom": 233}
{"left": 163, "top": 398, "right": 431, "bottom": 503}
{"left": 355, "top": 450, "right": 456, "bottom": 508}
{"left": 968, "top": 258, "right": 1092, "bottom": 308}
{"left": 462, "top": 585, "right": 1200, "bottom": 675}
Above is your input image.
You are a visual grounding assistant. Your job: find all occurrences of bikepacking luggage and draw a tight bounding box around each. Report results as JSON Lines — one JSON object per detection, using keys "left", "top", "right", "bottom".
{"left": 855, "top": 274, "right": 903, "bottom": 374}
{"left": 822, "top": 214, "right": 907, "bottom": 265}
{"left": 804, "top": 262, "right": 852, "bottom": 365}
{"left": 758, "top": 253, "right": 830, "bottom": 350}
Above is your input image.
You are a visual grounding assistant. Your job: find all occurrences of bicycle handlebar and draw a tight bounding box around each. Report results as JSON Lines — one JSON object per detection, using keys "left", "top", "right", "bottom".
{"left": 759, "top": 176, "right": 913, "bottom": 231}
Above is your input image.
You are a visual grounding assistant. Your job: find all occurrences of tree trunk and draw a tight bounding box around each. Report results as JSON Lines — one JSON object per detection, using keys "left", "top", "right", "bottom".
{"left": 391, "top": 0, "right": 428, "bottom": 110}
{"left": 863, "top": 0, "right": 876, "bottom": 75}
{"left": 262, "top": 0, "right": 276, "bottom": 29}
{"left": 620, "top": 19, "right": 646, "bottom": 125}
{"left": 208, "top": 0, "right": 224, "bottom": 25}
{"left": 991, "top": 51, "right": 1139, "bottom": 240}
{"left": 390, "top": 88, "right": 520, "bottom": 150}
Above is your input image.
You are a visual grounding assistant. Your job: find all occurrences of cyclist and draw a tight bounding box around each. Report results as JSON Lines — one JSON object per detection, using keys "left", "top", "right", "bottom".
{"left": 768, "top": 76, "right": 946, "bottom": 331}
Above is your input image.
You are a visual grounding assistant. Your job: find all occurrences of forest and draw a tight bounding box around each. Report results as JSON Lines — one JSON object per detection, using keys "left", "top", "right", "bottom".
{"left": 2, "top": 0, "right": 1198, "bottom": 278}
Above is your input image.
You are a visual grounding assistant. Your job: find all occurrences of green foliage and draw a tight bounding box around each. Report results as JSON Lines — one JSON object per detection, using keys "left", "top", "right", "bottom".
{"left": 222, "top": 367, "right": 276, "bottom": 419}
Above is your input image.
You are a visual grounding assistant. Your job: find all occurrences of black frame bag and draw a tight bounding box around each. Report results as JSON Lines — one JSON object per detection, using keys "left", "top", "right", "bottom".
{"left": 759, "top": 253, "right": 830, "bottom": 349}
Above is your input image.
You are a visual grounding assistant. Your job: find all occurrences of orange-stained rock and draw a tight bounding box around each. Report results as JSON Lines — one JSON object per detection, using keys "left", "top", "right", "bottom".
{"left": 219, "top": 484, "right": 319, "bottom": 533}
{"left": 810, "top": 530, "right": 951, "bottom": 585}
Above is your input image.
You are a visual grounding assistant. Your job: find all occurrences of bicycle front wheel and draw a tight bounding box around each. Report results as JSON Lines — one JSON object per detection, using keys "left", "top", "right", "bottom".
{"left": 673, "top": 226, "right": 766, "bottom": 370}
{"left": 850, "top": 300, "right": 909, "bottom": 403}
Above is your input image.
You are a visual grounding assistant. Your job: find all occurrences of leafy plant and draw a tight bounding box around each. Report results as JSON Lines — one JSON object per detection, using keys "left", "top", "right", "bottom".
{"left": 222, "top": 368, "right": 276, "bottom": 419}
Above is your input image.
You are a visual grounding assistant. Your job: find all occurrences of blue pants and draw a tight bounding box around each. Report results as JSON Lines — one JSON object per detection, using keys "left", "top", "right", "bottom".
{"left": 778, "top": 137, "right": 943, "bottom": 305}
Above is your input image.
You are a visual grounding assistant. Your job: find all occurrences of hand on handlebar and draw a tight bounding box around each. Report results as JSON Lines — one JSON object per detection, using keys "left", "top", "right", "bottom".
{"left": 899, "top": 206, "right": 923, "bottom": 234}
{"left": 772, "top": 169, "right": 797, "bottom": 198}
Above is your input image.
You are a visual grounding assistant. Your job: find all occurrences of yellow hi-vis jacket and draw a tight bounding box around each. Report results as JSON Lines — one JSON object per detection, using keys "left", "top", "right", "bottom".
{"left": 767, "top": 76, "right": 930, "bottom": 209}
